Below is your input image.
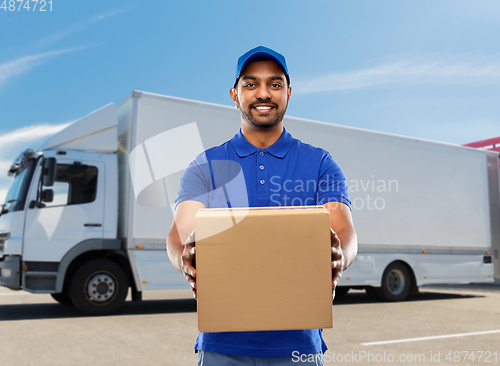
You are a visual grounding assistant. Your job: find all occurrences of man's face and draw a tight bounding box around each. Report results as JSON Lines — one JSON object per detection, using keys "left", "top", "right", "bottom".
{"left": 230, "top": 60, "right": 291, "bottom": 130}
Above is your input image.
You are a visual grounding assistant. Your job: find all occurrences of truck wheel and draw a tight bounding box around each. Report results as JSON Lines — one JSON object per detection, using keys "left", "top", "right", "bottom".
{"left": 377, "top": 262, "right": 411, "bottom": 302}
{"left": 50, "top": 292, "right": 73, "bottom": 306}
{"left": 70, "top": 259, "right": 128, "bottom": 315}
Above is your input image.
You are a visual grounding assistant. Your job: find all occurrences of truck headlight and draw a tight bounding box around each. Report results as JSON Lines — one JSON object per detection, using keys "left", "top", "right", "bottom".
{"left": 1, "top": 268, "right": 11, "bottom": 278}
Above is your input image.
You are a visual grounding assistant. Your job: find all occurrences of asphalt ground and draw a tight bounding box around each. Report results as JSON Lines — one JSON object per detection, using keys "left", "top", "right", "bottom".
{"left": 0, "top": 284, "right": 499, "bottom": 366}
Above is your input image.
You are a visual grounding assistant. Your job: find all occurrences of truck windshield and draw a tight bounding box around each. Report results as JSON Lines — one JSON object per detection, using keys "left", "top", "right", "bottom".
{"left": 3, "top": 159, "right": 36, "bottom": 213}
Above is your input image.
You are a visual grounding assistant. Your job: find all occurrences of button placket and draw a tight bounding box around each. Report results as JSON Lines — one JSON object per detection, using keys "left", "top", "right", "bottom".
{"left": 257, "top": 150, "right": 268, "bottom": 198}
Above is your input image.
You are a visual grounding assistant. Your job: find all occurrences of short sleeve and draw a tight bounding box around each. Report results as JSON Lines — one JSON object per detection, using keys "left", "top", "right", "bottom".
{"left": 175, "top": 153, "right": 211, "bottom": 208}
{"left": 316, "top": 153, "right": 351, "bottom": 209}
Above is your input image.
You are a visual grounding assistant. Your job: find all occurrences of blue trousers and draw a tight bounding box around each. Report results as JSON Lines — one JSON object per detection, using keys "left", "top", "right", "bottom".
{"left": 197, "top": 351, "right": 325, "bottom": 365}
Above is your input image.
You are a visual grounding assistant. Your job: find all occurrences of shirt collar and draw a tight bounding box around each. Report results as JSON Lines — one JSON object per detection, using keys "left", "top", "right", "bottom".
{"left": 230, "top": 128, "right": 294, "bottom": 159}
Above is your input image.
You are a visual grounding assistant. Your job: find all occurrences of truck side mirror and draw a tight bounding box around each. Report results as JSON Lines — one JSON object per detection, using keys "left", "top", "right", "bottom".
{"left": 42, "top": 158, "right": 56, "bottom": 187}
{"left": 41, "top": 189, "right": 54, "bottom": 203}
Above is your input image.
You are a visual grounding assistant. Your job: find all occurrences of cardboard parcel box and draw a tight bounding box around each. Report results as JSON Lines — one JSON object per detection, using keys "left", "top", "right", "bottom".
{"left": 195, "top": 206, "right": 333, "bottom": 333}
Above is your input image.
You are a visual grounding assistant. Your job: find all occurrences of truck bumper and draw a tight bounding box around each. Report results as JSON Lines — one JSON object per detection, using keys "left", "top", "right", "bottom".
{"left": 0, "top": 255, "right": 21, "bottom": 290}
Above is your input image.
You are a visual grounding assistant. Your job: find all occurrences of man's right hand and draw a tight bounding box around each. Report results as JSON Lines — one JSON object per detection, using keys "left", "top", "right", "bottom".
{"left": 181, "top": 230, "right": 197, "bottom": 299}
{"left": 166, "top": 200, "right": 205, "bottom": 300}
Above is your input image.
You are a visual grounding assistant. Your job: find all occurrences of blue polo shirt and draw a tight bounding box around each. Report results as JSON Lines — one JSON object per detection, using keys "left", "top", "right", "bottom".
{"left": 175, "top": 128, "right": 351, "bottom": 357}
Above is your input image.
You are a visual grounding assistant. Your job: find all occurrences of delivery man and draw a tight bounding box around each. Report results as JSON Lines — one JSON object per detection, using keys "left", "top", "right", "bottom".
{"left": 167, "top": 46, "right": 357, "bottom": 365}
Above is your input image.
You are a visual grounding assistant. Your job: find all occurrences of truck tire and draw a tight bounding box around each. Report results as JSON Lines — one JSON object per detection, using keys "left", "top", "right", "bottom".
{"left": 50, "top": 292, "right": 73, "bottom": 306}
{"left": 376, "top": 262, "right": 411, "bottom": 302}
{"left": 70, "top": 259, "right": 128, "bottom": 315}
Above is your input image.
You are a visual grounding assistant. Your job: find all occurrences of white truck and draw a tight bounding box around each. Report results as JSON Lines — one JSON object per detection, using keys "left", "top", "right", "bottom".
{"left": 0, "top": 91, "right": 498, "bottom": 314}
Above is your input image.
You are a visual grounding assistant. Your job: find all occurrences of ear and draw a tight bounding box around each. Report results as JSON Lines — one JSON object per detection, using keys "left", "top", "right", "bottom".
{"left": 230, "top": 88, "right": 239, "bottom": 108}
{"left": 287, "top": 86, "right": 292, "bottom": 101}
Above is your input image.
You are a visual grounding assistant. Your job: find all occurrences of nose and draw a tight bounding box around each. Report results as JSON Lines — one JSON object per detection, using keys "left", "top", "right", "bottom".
{"left": 255, "top": 84, "right": 271, "bottom": 100}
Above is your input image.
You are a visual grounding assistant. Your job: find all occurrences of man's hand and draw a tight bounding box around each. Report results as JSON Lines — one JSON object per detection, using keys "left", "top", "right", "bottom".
{"left": 331, "top": 228, "right": 345, "bottom": 300}
{"left": 181, "top": 230, "right": 197, "bottom": 299}
{"left": 324, "top": 201, "right": 357, "bottom": 300}
{"left": 166, "top": 200, "right": 205, "bottom": 300}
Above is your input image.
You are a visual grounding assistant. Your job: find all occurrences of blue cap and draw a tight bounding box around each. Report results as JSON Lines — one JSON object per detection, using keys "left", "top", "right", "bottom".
{"left": 234, "top": 46, "right": 290, "bottom": 87}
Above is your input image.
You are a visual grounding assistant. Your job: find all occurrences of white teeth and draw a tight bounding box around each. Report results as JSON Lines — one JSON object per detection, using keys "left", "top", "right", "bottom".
{"left": 255, "top": 106, "right": 272, "bottom": 110}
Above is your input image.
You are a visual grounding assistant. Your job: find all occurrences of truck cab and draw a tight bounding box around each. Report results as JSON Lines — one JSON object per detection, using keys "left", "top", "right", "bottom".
{"left": 0, "top": 104, "right": 132, "bottom": 315}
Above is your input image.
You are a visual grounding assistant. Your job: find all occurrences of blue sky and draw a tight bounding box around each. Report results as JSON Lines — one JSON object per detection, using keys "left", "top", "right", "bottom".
{"left": 0, "top": 0, "right": 499, "bottom": 200}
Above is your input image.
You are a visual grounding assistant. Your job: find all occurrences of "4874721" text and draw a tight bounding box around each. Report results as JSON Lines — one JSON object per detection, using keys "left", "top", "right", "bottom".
{"left": 1, "top": 0, "right": 52, "bottom": 11}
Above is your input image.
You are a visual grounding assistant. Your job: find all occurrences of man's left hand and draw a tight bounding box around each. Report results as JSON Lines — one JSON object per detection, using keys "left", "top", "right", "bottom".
{"left": 331, "top": 228, "right": 344, "bottom": 299}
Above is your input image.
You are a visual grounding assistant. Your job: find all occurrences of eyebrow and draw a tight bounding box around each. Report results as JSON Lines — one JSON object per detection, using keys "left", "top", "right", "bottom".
{"left": 269, "top": 76, "right": 285, "bottom": 82}
{"left": 242, "top": 75, "right": 285, "bottom": 82}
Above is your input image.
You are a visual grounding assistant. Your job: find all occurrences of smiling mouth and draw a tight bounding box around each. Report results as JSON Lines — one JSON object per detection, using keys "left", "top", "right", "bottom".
{"left": 253, "top": 105, "right": 275, "bottom": 112}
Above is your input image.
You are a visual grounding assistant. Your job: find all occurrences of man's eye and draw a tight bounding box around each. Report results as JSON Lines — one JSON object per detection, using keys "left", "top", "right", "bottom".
{"left": 245, "top": 83, "right": 256, "bottom": 87}
{"left": 270, "top": 83, "right": 282, "bottom": 88}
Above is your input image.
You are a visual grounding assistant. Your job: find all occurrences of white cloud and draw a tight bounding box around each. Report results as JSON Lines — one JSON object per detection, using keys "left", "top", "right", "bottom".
{"left": 0, "top": 6, "right": 135, "bottom": 90}
{"left": 0, "top": 160, "right": 14, "bottom": 175}
{"left": 0, "top": 48, "right": 83, "bottom": 89}
{"left": 293, "top": 59, "right": 500, "bottom": 94}
{"left": 0, "top": 123, "right": 71, "bottom": 147}
{"left": 0, "top": 123, "right": 70, "bottom": 204}
{"left": 37, "top": 7, "right": 137, "bottom": 48}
